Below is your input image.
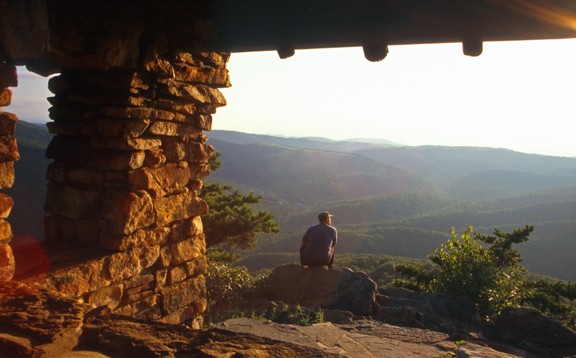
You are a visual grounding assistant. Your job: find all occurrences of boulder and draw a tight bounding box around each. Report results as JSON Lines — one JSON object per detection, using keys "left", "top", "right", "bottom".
{"left": 261, "top": 264, "right": 377, "bottom": 316}
{"left": 485, "top": 307, "right": 576, "bottom": 357}
{"left": 375, "top": 287, "right": 480, "bottom": 337}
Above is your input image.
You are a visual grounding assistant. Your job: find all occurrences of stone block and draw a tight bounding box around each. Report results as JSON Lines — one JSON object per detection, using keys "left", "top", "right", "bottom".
{"left": 44, "top": 215, "right": 99, "bottom": 246}
{"left": 169, "top": 217, "right": 203, "bottom": 242}
{"left": 160, "top": 276, "right": 205, "bottom": 314}
{"left": 156, "top": 99, "right": 197, "bottom": 116}
{"left": 172, "top": 64, "right": 230, "bottom": 88}
{"left": 0, "top": 193, "right": 14, "bottom": 219}
{"left": 0, "top": 219, "right": 12, "bottom": 241}
{"left": 174, "top": 52, "right": 230, "bottom": 68}
{"left": 128, "top": 163, "right": 191, "bottom": 198}
{"left": 107, "top": 246, "right": 159, "bottom": 281}
{"left": 100, "top": 190, "right": 154, "bottom": 236}
{"left": 46, "top": 117, "right": 98, "bottom": 137}
{"left": 48, "top": 105, "right": 86, "bottom": 122}
{"left": 0, "top": 242, "right": 15, "bottom": 281}
{"left": 0, "top": 64, "right": 17, "bottom": 87}
{"left": 188, "top": 179, "right": 203, "bottom": 190}
{"left": 170, "top": 237, "right": 206, "bottom": 265}
{"left": 186, "top": 142, "right": 213, "bottom": 163}
{"left": 0, "top": 88, "right": 12, "bottom": 107}
{"left": 100, "top": 226, "right": 170, "bottom": 251}
{"left": 161, "top": 139, "right": 186, "bottom": 162}
{"left": 89, "top": 150, "right": 145, "bottom": 170}
{"left": 45, "top": 184, "right": 100, "bottom": 219}
{"left": 169, "top": 265, "right": 187, "bottom": 284}
{"left": 101, "top": 107, "right": 187, "bottom": 122}
{"left": 155, "top": 269, "right": 168, "bottom": 289}
{"left": 0, "top": 161, "right": 14, "bottom": 188}
{"left": 45, "top": 135, "right": 90, "bottom": 162}
{"left": 124, "top": 274, "right": 155, "bottom": 292}
{"left": 158, "top": 305, "right": 196, "bottom": 325}
{"left": 185, "top": 256, "right": 208, "bottom": 277}
{"left": 143, "top": 148, "right": 166, "bottom": 167}
{"left": 113, "top": 294, "right": 160, "bottom": 319}
{"left": 157, "top": 245, "right": 172, "bottom": 268}
{"left": 158, "top": 80, "right": 227, "bottom": 105}
{"left": 194, "top": 113, "right": 212, "bottom": 131}
{"left": 188, "top": 163, "right": 211, "bottom": 180}
{"left": 46, "top": 163, "right": 104, "bottom": 187}
{"left": 143, "top": 57, "right": 175, "bottom": 78}
{"left": 0, "top": 136, "right": 19, "bottom": 162}
{"left": 43, "top": 258, "right": 111, "bottom": 297}
{"left": 67, "top": 93, "right": 150, "bottom": 108}
{"left": 76, "top": 71, "right": 150, "bottom": 91}
{"left": 134, "top": 304, "right": 162, "bottom": 321}
{"left": 0, "top": 112, "right": 17, "bottom": 137}
{"left": 154, "top": 190, "right": 208, "bottom": 227}
{"left": 96, "top": 118, "right": 150, "bottom": 138}
{"left": 90, "top": 137, "right": 161, "bottom": 151}
{"left": 197, "top": 103, "right": 218, "bottom": 115}
{"left": 122, "top": 290, "right": 156, "bottom": 306}
{"left": 147, "top": 120, "right": 199, "bottom": 137}
{"left": 85, "top": 283, "right": 124, "bottom": 310}
{"left": 103, "top": 171, "right": 129, "bottom": 188}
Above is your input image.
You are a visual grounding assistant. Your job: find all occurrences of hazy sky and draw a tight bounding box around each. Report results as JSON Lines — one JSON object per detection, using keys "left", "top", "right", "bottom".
{"left": 10, "top": 39, "right": 576, "bottom": 157}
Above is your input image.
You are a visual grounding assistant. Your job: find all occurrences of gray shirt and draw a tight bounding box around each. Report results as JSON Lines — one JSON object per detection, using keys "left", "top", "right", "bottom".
{"left": 301, "top": 223, "right": 338, "bottom": 262}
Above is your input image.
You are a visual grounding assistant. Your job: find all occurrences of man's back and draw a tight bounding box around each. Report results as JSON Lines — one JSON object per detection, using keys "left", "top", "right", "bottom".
{"left": 301, "top": 223, "right": 337, "bottom": 263}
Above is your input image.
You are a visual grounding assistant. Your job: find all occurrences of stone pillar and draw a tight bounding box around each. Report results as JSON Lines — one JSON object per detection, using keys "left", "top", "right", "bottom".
{"left": 0, "top": 63, "right": 18, "bottom": 282}
{"left": 42, "top": 52, "right": 230, "bottom": 326}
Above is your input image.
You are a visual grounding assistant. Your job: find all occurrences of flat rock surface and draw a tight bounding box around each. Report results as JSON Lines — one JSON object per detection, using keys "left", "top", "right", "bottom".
{"left": 215, "top": 318, "right": 520, "bottom": 357}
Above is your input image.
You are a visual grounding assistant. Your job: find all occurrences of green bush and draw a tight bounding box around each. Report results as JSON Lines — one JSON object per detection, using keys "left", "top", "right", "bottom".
{"left": 396, "top": 225, "right": 530, "bottom": 322}
{"left": 205, "top": 262, "right": 266, "bottom": 320}
{"left": 428, "top": 225, "right": 525, "bottom": 321}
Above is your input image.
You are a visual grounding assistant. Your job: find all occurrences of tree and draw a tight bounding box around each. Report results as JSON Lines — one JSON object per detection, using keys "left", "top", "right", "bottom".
{"left": 396, "top": 225, "right": 531, "bottom": 322}
{"left": 201, "top": 152, "right": 280, "bottom": 251}
{"left": 202, "top": 152, "right": 279, "bottom": 320}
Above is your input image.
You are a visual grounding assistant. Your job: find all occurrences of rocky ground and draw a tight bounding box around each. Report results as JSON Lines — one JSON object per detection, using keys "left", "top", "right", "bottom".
{"left": 0, "top": 282, "right": 518, "bottom": 358}
{"left": 2, "top": 265, "right": 576, "bottom": 357}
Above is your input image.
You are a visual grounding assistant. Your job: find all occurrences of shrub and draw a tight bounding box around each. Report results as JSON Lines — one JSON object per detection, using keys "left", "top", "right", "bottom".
{"left": 205, "top": 262, "right": 266, "bottom": 320}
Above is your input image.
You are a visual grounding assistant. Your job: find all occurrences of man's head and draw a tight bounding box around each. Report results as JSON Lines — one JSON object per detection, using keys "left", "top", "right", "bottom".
{"left": 318, "top": 211, "right": 333, "bottom": 224}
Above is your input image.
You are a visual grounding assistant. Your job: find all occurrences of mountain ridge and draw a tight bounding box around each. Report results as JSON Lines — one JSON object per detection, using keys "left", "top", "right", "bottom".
{"left": 10, "top": 122, "right": 576, "bottom": 280}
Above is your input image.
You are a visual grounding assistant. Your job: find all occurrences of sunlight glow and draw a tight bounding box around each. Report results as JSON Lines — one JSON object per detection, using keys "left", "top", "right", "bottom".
{"left": 492, "top": 0, "right": 576, "bottom": 31}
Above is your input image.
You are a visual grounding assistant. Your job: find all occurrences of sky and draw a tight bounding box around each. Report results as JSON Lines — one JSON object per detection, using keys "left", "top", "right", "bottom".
{"left": 9, "top": 38, "right": 576, "bottom": 157}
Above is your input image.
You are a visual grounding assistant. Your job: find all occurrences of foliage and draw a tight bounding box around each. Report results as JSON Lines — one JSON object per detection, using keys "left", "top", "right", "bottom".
{"left": 201, "top": 152, "right": 280, "bottom": 250}
{"left": 395, "top": 225, "right": 531, "bottom": 322}
{"left": 522, "top": 279, "right": 576, "bottom": 329}
{"left": 392, "top": 263, "right": 436, "bottom": 292}
{"left": 205, "top": 261, "right": 266, "bottom": 317}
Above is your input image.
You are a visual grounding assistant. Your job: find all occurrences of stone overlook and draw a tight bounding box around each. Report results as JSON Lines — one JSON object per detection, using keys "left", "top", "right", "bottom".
{"left": 0, "top": 0, "right": 233, "bottom": 326}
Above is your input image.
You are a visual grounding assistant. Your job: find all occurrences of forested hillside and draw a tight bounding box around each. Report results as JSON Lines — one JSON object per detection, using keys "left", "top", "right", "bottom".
{"left": 207, "top": 130, "right": 576, "bottom": 281}
{"left": 10, "top": 123, "right": 576, "bottom": 281}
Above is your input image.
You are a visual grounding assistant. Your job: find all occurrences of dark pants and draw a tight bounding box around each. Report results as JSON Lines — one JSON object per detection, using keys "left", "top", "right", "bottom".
{"left": 300, "top": 247, "right": 334, "bottom": 268}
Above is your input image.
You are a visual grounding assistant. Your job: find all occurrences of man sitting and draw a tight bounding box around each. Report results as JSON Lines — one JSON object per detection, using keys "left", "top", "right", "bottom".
{"left": 300, "top": 211, "right": 338, "bottom": 269}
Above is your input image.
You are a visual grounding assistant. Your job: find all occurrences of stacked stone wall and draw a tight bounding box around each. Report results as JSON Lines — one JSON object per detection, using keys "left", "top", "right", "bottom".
{"left": 35, "top": 52, "right": 229, "bottom": 326}
{"left": 0, "top": 63, "right": 18, "bottom": 283}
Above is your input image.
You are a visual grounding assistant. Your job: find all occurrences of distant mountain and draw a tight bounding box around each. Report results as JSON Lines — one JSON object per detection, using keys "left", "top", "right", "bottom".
{"left": 6, "top": 120, "right": 51, "bottom": 241}
{"left": 205, "top": 132, "right": 576, "bottom": 281}
{"left": 8, "top": 124, "right": 576, "bottom": 281}
{"left": 207, "top": 138, "right": 434, "bottom": 207}
{"left": 209, "top": 130, "right": 398, "bottom": 153}
{"left": 356, "top": 145, "right": 576, "bottom": 179}
{"left": 355, "top": 146, "right": 576, "bottom": 199}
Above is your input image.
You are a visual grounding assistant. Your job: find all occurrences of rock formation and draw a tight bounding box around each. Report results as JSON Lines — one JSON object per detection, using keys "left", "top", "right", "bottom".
{"left": 0, "top": 63, "right": 18, "bottom": 283}
{"left": 261, "top": 264, "right": 377, "bottom": 316}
